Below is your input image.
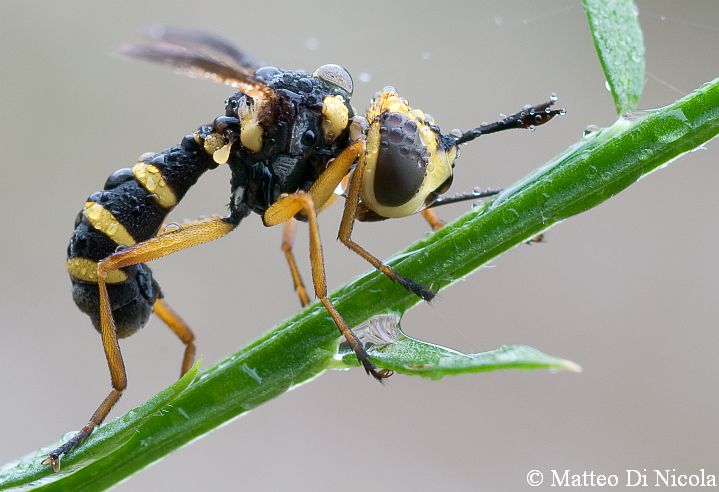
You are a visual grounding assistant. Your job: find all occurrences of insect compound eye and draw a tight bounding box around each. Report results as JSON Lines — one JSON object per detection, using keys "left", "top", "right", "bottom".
{"left": 313, "top": 64, "right": 353, "bottom": 95}
{"left": 372, "top": 112, "right": 428, "bottom": 207}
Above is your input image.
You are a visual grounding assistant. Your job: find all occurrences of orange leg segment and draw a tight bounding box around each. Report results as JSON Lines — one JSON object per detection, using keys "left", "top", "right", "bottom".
{"left": 154, "top": 298, "right": 196, "bottom": 376}
{"left": 44, "top": 216, "right": 237, "bottom": 471}
{"left": 265, "top": 191, "right": 391, "bottom": 381}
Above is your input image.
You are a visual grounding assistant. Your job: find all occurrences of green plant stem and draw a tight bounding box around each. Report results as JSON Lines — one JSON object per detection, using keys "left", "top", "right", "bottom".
{"left": 2, "top": 77, "right": 719, "bottom": 491}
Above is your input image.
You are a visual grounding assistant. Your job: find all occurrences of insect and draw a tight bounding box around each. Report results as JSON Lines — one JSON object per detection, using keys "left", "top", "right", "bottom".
{"left": 45, "top": 27, "right": 563, "bottom": 471}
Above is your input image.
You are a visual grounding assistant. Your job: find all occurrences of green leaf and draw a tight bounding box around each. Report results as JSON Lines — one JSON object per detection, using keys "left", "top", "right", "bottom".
{"left": 2, "top": 77, "right": 719, "bottom": 490}
{"left": 331, "top": 315, "right": 581, "bottom": 378}
{"left": 0, "top": 361, "right": 201, "bottom": 491}
{"left": 583, "top": 0, "right": 646, "bottom": 113}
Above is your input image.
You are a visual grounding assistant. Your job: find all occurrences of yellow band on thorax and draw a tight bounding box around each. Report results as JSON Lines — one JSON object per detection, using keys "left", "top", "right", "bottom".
{"left": 67, "top": 257, "right": 128, "bottom": 284}
{"left": 83, "top": 202, "right": 136, "bottom": 246}
{"left": 132, "top": 162, "right": 177, "bottom": 208}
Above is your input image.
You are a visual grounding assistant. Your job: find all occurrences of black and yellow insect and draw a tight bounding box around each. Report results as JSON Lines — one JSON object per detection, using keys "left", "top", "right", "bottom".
{"left": 46, "top": 27, "right": 563, "bottom": 471}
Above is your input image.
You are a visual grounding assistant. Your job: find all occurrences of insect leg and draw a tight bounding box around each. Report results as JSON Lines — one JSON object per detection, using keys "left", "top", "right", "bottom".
{"left": 43, "top": 279, "right": 128, "bottom": 472}
{"left": 154, "top": 298, "right": 196, "bottom": 376}
{"left": 275, "top": 142, "right": 361, "bottom": 307}
{"left": 44, "top": 215, "right": 237, "bottom": 471}
{"left": 281, "top": 218, "right": 311, "bottom": 307}
{"left": 264, "top": 191, "right": 390, "bottom": 381}
{"left": 337, "top": 144, "right": 435, "bottom": 302}
{"left": 419, "top": 209, "right": 445, "bottom": 231}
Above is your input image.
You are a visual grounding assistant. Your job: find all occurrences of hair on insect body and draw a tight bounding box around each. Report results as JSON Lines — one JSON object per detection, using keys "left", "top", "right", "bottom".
{"left": 46, "top": 26, "right": 564, "bottom": 471}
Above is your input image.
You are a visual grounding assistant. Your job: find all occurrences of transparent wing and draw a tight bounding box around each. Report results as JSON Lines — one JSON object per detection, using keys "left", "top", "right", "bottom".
{"left": 144, "top": 25, "right": 261, "bottom": 71}
{"left": 120, "top": 27, "right": 272, "bottom": 101}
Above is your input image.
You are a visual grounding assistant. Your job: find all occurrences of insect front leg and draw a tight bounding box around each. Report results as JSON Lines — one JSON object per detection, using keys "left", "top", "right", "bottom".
{"left": 337, "top": 142, "right": 435, "bottom": 302}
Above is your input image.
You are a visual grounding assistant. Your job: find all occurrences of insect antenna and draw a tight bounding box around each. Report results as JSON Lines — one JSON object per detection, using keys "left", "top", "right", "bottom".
{"left": 454, "top": 95, "right": 565, "bottom": 145}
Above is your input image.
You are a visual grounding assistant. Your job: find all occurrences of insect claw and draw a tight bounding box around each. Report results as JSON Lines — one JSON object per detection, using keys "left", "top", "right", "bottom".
{"left": 42, "top": 453, "right": 61, "bottom": 472}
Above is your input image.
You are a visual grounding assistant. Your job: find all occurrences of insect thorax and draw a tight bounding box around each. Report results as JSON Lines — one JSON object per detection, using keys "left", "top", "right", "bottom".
{"left": 226, "top": 67, "right": 354, "bottom": 217}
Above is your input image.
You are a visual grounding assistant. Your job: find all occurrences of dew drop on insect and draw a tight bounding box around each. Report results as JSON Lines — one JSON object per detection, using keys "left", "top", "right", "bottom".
{"left": 528, "top": 125, "right": 536, "bottom": 132}
{"left": 550, "top": 93, "right": 558, "bottom": 103}
{"left": 163, "top": 223, "right": 182, "bottom": 234}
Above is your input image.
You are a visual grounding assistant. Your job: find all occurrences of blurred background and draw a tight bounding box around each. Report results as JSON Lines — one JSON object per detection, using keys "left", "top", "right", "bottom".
{"left": 1, "top": 1, "right": 718, "bottom": 490}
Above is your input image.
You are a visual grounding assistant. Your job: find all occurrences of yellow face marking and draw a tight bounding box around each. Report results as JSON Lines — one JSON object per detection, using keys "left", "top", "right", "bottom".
{"left": 132, "top": 162, "right": 177, "bottom": 209}
{"left": 321, "top": 95, "right": 349, "bottom": 142}
{"left": 361, "top": 88, "right": 455, "bottom": 218}
{"left": 67, "top": 257, "right": 128, "bottom": 284}
{"left": 83, "top": 202, "right": 135, "bottom": 246}
{"left": 239, "top": 97, "right": 264, "bottom": 152}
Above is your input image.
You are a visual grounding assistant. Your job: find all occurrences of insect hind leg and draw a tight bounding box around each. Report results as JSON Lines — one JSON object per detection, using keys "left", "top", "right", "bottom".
{"left": 154, "top": 298, "right": 196, "bottom": 376}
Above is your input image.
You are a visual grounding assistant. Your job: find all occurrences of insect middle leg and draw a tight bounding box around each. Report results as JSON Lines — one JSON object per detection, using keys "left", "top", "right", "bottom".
{"left": 281, "top": 219, "right": 311, "bottom": 308}
{"left": 154, "top": 298, "right": 196, "bottom": 376}
{"left": 265, "top": 191, "right": 390, "bottom": 381}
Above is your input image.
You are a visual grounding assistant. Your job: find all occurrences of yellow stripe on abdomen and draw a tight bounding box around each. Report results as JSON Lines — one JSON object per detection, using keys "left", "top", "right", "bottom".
{"left": 67, "top": 257, "right": 128, "bottom": 284}
{"left": 132, "top": 162, "right": 177, "bottom": 209}
{"left": 83, "top": 202, "right": 136, "bottom": 246}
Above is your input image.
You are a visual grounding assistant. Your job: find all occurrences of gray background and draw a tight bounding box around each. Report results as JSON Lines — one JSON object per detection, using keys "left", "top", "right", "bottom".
{"left": 1, "top": 1, "right": 718, "bottom": 490}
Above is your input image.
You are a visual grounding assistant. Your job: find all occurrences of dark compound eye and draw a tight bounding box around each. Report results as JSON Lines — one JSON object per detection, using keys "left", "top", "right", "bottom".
{"left": 373, "top": 112, "right": 428, "bottom": 207}
{"left": 313, "top": 64, "right": 353, "bottom": 95}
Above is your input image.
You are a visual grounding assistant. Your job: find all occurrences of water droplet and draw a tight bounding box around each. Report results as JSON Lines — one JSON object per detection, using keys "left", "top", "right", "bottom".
{"left": 305, "top": 36, "right": 320, "bottom": 51}
{"left": 163, "top": 223, "right": 182, "bottom": 234}
{"left": 583, "top": 124, "right": 601, "bottom": 137}
{"left": 528, "top": 125, "right": 536, "bottom": 132}
{"left": 502, "top": 208, "right": 520, "bottom": 224}
{"left": 604, "top": 80, "right": 611, "bottom": 91}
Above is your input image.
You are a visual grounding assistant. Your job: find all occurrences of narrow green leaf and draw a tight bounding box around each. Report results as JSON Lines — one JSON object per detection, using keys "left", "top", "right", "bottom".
{"left": 331, "top": 315, "right": 581, "bottom": 378}
{"left": 2, "top": 77, "right": 718, "bottom": 490}
{"left": 583, "top": 0, "right": 645, "bottom": 113}
{"left": 0, "top": 362, "right": 201, "bottom": 491}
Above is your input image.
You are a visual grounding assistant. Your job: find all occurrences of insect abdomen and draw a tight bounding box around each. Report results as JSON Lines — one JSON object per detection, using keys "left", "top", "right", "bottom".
{"left": 67, "top": 129, "right": 216, "bottom": 337}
